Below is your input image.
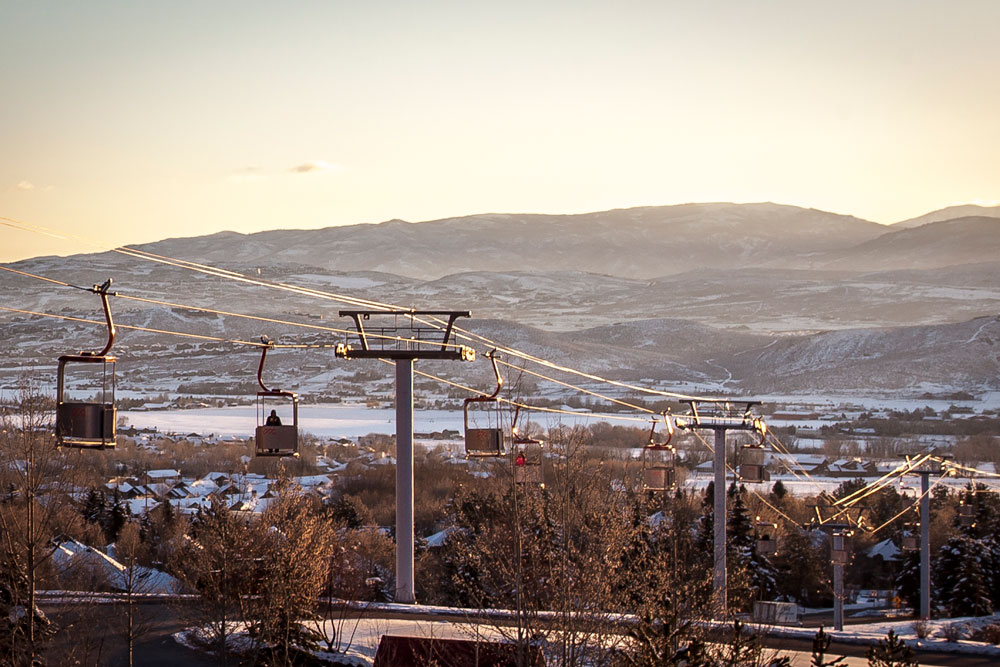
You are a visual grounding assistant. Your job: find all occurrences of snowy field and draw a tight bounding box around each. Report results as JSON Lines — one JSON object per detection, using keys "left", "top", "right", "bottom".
{"left": 122, "top": 403, "right": 624, "bottom": 440}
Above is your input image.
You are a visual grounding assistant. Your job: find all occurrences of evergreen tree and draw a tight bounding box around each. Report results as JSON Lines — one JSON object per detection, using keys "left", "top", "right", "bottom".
{"left": 930, "top": 485, "right": 950, "bottom": 512}
{"left": 833, "top": 477, "right": 867, "bottom": 502}
{"left": 810, "top": 626, "right": 846, "bottom": 667}
{"left": 693, "top": 482, "right": 714, "bottom": 566}
{"left": 160, "top": 496, "right": 175, "bottom": 529}
{"left": 894, "top": 550, "right": 921, "bottom": 611}
{"left": 771, "top": 479, "right": 788, "bottom": 501}
{"left": 934, "top": 534, "right": 992, "bottom": 617}
{"left": 865, "top": 629, "right": 917, "bottom": 667}
{"left": 776, "top": 528, "right": 830, "bottom": 607}
{"left": 325, "top": 495, "right": 364, "bottom": 529}
{"left": 726, "top": 483, "right": 753, "bottom": 553}
{"left": 81, "top": 488, "right": 107, "bottom": 526}
{"left": 104, "top": 490, "right": 129, "bottom": 543}
{"left": 986, "top": 535, "right": 1000, "bottom": 610}
{"left": 725, "top": 484, "right": 778, "bottom": 608}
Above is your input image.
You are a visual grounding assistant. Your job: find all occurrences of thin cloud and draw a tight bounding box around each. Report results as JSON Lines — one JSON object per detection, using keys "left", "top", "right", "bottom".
{"left": 228, "top": 161, "right": 343, "bottom": 183}
{"left": 14, "top": 180, "right": 35, "bottom": 191}
{"left": 289, "top": 160, "right": 338, "bottom": 174}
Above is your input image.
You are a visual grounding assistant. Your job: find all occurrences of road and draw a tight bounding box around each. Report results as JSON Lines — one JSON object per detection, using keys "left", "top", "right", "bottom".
{"left": 38, "top": 598, "right": 1000, "bottom": 666}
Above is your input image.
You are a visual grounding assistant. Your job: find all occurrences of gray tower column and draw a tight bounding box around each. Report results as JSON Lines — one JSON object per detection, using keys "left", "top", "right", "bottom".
{"left": 713, "top": 427, "right": 727, "bottom": 615}
{"left": 920, "top": 471, "right": 931, "bottom": 620}
{"left": 394, "top": 359, "right": 415, "bottom": 603}
{"left": 833, "top": 562, "right": 844, "bottom": 631}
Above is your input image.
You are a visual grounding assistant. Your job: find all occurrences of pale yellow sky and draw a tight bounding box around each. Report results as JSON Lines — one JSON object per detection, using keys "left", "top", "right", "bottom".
{"left": 2, "top": 1, "right": 998, "bottom": 262}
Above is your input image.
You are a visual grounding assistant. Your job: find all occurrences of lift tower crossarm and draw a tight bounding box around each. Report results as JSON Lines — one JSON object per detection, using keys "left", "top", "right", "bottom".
{"left": 336, "top": 310, "right": 473, "bottom": 360}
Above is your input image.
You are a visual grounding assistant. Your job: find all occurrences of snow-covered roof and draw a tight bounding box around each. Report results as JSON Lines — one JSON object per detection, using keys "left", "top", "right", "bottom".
{"left": 866, "top": 538, "right": 901, "bottom": 562}
{"left": 127, "top": 498, "right": 159, "bottom": 515}
{"left": 772, "top": 453, "right": 827, "bottom": 466}
{"left": 294, "top": 474, "right": 333, "bottom": 488}
{"left": 147, "top": 469, "right": 181, "bottom": 479}
{"left": 186, "top": 479, "right": 221, "bottom": 496}
{"left": 425, "top": 526, "right": 458, "bottom": 548}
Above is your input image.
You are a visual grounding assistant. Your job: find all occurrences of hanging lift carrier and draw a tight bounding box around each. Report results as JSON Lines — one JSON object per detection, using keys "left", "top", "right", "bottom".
{"left": 56, "top": 279, "right": 118, "bottom": 449}
{"left": 739, "top": 417, "right": 771, "bottom": 483}
{"left": 464, "top": 350, "right": 506, "bottom": 458}
{"left": 254, "top": 336, "right": 299, "bottom": 458}
{"left": 642, "top": 412, "right": 676, "bottom": 492}
{"left": 511, "top": 405, "right": 544, "bottom": 485}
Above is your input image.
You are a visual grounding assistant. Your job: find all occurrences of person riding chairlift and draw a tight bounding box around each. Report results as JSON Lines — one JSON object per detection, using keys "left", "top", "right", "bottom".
{"left": 515, "top": 450, "right": 526, "bottom": 466}
{"left": 265, "top": 409, "right": 282, "bottom": 426}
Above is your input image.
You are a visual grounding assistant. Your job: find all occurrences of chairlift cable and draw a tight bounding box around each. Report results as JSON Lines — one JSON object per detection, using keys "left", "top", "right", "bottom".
{"left": 832, "top": 454, "right": 932, "bottom": 509}
{"left": 0, "top": 263, "right": 462, "bottom": 349}
{"left": 394, "top": 359, "right": 650, "bottom": 424}
{"left": 936, "top": 458, "right": 1000, "bottom": 479}
{"left": 0, "top": 305, "right": 268, "bottom": 347}
{"left": 493, "top": 357, "right": 657, "bottom": 414}
{"left": 4, "top": 212, "right": 759, "bottom": 404}
{"left": 4, "top": 213, "right": 725, "bottom": 401}
{"left": 868, "top": 472, "right": 949, "bottom": 537}
{"left": 0, "top": 265, "right": 94, "bottom": 291}
{"left": 2, "top": 257, "right": 704, "bottom": 409}
{"left": 421, "top": 313, "right": 724, "bottom": 402}
{"left": 818, "top": 457, "right": 933, "bottom": 527}
{"left": 763, "top": 430, "right": 833, "bottom": 489}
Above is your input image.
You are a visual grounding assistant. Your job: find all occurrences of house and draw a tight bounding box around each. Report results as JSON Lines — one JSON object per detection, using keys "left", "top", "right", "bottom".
{"left": 145, "top": 469, "right": 181, "bottom": 484}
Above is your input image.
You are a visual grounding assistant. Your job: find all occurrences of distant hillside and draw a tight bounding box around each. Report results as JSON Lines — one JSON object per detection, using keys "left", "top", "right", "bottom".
{"left": 4, "top": 201, "right": 1000, "bottom": 399}
{"left": 893, "top": 204, "right": 1000, "bottom": 229}
{"left": 129, "top": 203, "right": 882, "bottom": 280}
{"left": 727, "top": 316, "right": 1000, "bottom": 393}
{"left": 786, "top": 217, "right": 1000, "bottom": 272}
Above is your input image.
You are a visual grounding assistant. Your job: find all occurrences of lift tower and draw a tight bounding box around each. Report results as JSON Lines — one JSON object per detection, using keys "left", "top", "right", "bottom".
{"left": 913, "top": 456, "right": 947, "bottom": 621}
{"left": 676, "top": 399, "right": 765, "bottom": 618}
{"left": 336, "top": 310, "right": 474, "bottom": 603}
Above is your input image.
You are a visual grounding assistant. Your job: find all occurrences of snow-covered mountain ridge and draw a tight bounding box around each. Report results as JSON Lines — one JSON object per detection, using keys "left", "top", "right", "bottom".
{"left": 2, "top": 203, "right": 998, "bottom": 397}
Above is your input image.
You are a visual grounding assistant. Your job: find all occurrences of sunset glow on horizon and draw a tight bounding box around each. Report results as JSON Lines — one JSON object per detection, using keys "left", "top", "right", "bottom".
{"left": 2, "top": 0, "right": 998, "bottom": 262}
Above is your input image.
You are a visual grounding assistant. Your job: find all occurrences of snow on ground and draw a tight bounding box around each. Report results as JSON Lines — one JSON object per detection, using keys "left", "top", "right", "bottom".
{"left": 763, "top": 613, "right": 1000, "bottom": 659}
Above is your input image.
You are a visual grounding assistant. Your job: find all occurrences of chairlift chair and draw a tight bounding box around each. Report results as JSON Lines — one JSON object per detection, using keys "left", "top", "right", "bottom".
{"left": 464, "top": 350, "right": 505, "bottom": 458}
{"left": 959, "top": 502, "right": 975, "bottom": 528}
{"left": 831, "top": 532, "right": 850, "bottom": 565}
{"left": 901, "top": 523, "right": 919, "bottom": 552}
{"left": 56, "top": 279, "right": 118, "bottom": 449}
{"left": 756, "top": 521, "right": 777, "bottom": 556}
{"left": 642, "top": 413, "right": 677, "bottom": 492}
{"left": 512, "top": 406, "right": 544, "bottom": 486}
{"left": 739, "top": 418, "right": 770, "bottom": 483}
{"left": 254, "top": 338, "right": 299, "bottom": 458}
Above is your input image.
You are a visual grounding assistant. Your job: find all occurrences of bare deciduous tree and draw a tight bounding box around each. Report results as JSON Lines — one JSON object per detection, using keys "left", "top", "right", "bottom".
{"left": 0, "top": 378, "right": 80, "bottom": 665}
{"left": 114, "top": 520, "right": 158, "bottom": 667}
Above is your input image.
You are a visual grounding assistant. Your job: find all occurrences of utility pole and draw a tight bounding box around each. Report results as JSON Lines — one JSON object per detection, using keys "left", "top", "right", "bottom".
{"left": 337, "top": 310, "right": 474, "bottom": 603}
{"left": 677, "top": 400, "right": 766, "bottom": 617}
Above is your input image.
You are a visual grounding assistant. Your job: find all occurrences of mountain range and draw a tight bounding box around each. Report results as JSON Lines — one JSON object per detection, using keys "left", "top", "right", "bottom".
{"left": 2, "top": 202, "right": 998, "bottom": 400}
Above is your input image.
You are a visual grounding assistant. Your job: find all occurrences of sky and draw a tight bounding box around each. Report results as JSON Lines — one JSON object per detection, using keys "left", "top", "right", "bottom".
{"left": 2, "top": 0, "right": 998, "bottom": 263}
